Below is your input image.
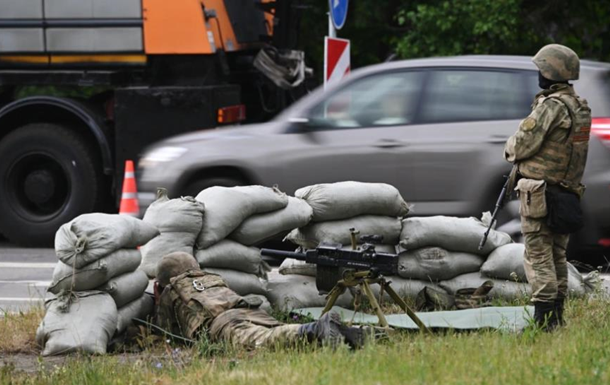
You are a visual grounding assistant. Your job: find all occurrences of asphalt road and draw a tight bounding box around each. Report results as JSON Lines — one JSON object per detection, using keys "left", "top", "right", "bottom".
{"left": 0, "top": 242, "right": 56, "bottom": 312}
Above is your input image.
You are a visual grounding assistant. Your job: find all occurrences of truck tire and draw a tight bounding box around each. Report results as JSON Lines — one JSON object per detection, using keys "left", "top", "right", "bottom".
{"left": 0, "top": 123, "right": 103, "bottom": 246}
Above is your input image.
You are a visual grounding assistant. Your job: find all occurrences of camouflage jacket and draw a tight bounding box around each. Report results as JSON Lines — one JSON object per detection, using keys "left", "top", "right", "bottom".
{"left": 504, "top": 84, "right": 592, "bottom": 195}
{"left": 156, "top": 270, "right": 244, "bottom": 340}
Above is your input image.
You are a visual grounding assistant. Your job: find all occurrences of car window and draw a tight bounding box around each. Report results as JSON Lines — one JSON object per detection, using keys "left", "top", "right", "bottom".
{"left": 307, "top": 71, "right": 425, "bottom": 130}
{"left": 419, "top": 70, "right": 530, "bottom": 123}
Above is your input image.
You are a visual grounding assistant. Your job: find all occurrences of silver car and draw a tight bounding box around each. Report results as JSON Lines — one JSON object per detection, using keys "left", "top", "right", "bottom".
{"left": 138, "top": 56, "right": 610, "bottom": 258}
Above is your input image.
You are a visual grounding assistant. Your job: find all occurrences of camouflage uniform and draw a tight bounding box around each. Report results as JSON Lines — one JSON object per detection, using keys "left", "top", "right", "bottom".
{"left": 156, "top": 269, "right": 300, "bottom": 349}
{"left": 504, "top": 45, "right": 591, "bottom": 309}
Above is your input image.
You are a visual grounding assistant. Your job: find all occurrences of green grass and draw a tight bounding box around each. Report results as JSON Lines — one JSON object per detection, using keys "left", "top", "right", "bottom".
{"left": 3, "top": 295, "right": 610, "bottom": 385}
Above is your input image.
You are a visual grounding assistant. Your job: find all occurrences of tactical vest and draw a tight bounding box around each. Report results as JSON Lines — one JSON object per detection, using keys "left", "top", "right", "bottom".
{"left": 518, "top": 89, "right": 591, "bottom": 194}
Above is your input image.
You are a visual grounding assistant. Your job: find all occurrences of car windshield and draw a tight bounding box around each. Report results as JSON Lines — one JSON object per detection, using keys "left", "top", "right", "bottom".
{"left": 307, "top": 71, "right": 424, "bottom": 129}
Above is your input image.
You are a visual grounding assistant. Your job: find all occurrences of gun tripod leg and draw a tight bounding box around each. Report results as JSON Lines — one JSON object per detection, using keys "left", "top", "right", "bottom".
{"left": 321, "top": 282, "right": 347, "bottom": 316}
{"left": 361, "top": 280, "right": 389, "bottom": 328}
{"left": 384, "top": 283, "right": 431, "bottom": 334}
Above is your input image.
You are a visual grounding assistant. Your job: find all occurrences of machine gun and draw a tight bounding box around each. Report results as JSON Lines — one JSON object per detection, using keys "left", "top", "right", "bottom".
{"left": 261, "top": 232, "right": 430, "bottom": 333}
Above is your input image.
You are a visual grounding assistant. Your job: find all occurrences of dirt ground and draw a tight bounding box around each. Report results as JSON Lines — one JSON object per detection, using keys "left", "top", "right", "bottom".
{"left": 0, "top": 353, "right": 66, "bottom": 374}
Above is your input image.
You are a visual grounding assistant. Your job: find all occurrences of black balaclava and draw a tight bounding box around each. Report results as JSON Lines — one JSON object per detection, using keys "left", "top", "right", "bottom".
{"left": 538, "top": 71, "right": 569, "bottom": 90}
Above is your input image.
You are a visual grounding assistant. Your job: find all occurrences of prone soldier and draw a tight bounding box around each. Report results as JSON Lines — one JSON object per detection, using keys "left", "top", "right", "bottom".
{"left": 153, "top": 251, "right": 365, "bottom": 349}
{"left": 504, "top": 44, "right": 591, "bottom": 330}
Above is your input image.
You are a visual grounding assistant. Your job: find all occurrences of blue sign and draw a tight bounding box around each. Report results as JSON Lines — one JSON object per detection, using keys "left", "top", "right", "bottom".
{"left": 329, "top": 0, "right": 349, "bottom": 30}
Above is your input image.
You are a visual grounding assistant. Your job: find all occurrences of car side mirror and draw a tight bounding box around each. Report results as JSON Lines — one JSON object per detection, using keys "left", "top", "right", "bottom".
{"left": 286, "top": 117, "right": 311, "bottom": 133}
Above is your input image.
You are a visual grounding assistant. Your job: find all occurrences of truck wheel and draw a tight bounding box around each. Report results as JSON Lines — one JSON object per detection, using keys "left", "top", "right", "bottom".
{"left": 0, "top": 123, "right": 103, "bottom": 246}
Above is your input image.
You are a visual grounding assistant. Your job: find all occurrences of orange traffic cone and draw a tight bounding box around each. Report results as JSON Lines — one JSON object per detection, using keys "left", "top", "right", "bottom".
{"left": 119, "top": 160, "right": 140, "bottom": 216}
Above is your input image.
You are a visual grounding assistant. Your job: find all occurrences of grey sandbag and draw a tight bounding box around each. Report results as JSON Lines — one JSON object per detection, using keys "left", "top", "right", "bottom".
{"left": 116, "top": 294, "right": 154, "bottom": 334}
{"left": 229, "top": 197, "right": 313, "bottom": 245}
{"left": 195, "top": 185, "right": 289, "bottom": 249}
{"left": 364, "top": 277, "right": 447, "bottom": 302}
{"left": 139, "top": 190, "right": 205, "bottom": 278}
{"left": 397, "top": 247, "right": 484, "bottom": 281}
{"left": 36, "top": 291, "right": 118, "bottom": 356}
{"left": 48, "top": 249, "right": 142, "bottom": 294}
{"left": 99, "top": 270, "right": 150, "bottom": 308}
{"left": 266, "top": 273, "right": 353, "bottom": 311}
{"left": 567, "top": 263, "right": 586, "bottom": 297}
{"left": 55, "top": 213, "right": 159, "bottom": 269}
{"left": 285, "top": 215, "right": 401, "bottom": 249}
{"left": 195, "top": 240, "right": 271, "bottom": 277}
{"left": 480, "top": 243, "right": 527, "bottom": 281}
{"left": 202, "top": 268, "right": 268, "bottom": 296}
{"left": 440, "top": 273, "right": 531, "bottom": 301}
{"left": 295, "top": 181, "right": 409, "bottom": 222}
{"left": 400, "top": 215, "right": 512, "bottom": 256}
{"left": 279, "top": 258, "right": 317, "bottom": 277}
{"left": 242, "top": 294, "right": 273, "bottom": 313}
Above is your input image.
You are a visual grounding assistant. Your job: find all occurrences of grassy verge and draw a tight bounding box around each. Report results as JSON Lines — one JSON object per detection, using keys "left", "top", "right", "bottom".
{"left": 0, "top": 305, "right": 44, "bottom": 354}
{"left": 3, "top": 295, "right": 610, "bottom": 385}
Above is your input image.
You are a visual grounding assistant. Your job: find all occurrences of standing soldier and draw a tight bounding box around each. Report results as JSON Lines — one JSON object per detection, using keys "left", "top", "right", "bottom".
{"left": 154, "top": 252, "right": 365, "bottom": 349}
{"left": 504, "top": 44, "right": 591, "bottom": 330}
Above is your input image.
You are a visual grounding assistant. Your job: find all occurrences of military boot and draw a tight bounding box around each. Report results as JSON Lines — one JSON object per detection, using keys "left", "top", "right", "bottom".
{"left": 298, "top": 312, "right": 365, "bottom": 348}
{"left": 534, "top": 301, "right": 558, "bottom": 331}
{"left": 555, "top": 297, "right": 566, "bottom": 326}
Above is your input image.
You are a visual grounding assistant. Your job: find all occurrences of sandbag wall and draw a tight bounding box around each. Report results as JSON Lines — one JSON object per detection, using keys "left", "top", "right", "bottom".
{"left": 38, "top": 214, "right": 157, "bottom": 356}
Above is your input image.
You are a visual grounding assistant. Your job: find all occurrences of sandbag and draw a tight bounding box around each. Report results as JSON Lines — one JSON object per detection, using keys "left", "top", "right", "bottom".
{"left": 202, "top": 268, "right": 268, "bottom": 296}
{"left": 55, "top": 214, "right": 159, "bottom": 269}
{"left": 139, "top": 236, "right": 194, "bottom": 278}
{"left": 440, "top": 273, "right": 531, "bottom": 301}
{"left": 48, "top": 249, "right": 142, "bottom": 294}
{"left": 36, "top": 291, "right": 117, "bottom": 356}
{"left": 279, "top": 258, "right": 317, "bottom": 277}
{"left": 242, "top": 294, "right": 273, "bottom": 314}
{"left": 99, "top": 270, "right": 150, "bottom": 308}
{"left": 116, "top": 294, "right": 154, "bottom": 334}
{"left": 139, "top": 191, "right": 205, "bottom": 277}
{"left": 480, "top": 244, "right": 527, "bottom": 281}
{"left": 195, "top": 185, "right": 288, "bottom": 249}
{"left": 229, "top": 197, "right": 313, "bottom": 245}
{"left": 285, "top": 215, "right": 401, "bottom": 249}
{"left": 295, "top": 181, "right": 409, "bottom": 222}
{"left": 365, "top": 277, "right": 447, "bottom": 302}
{"left": 195, "top": 240, "right": 270, "bottom": 277}
{"left": 397, "top": 248, "right": 484, "bottom": 281}
{"left": 400, "top": 216, "right": 512, "bottom": 256}
{"left": 266, "top": 273, "right": 353, "bottom": 311}
{"left": 567, "top": 263, "right": 586, "bottom": 297}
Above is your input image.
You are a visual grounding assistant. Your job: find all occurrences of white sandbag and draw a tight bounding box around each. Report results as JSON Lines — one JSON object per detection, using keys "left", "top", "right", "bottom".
{"left": 285, "top": 215, "right": 401, "bottom": 249}
{"left": 116, "top": 294, "right": 154, "bottom": 334}
{"left": 55, "top": 213, "right": 159, "bottom": 269}
{"left": 139, "top": 191, "right": 205, "bottom": 277}
{"left": 242, "top": 294, "right": 273, "bottom": 314}
{"left": 296, "top": 181, "right": 409, "bottom": 222}
{"left": 397, "top": 248, "right": 484, "bottom": 281}
{"left": 195, "top": 240, "right": 270, "bottom": 277}
{"left": 266, "top": 273, "right": 353, "bottom": 311}
{"left": 480, "top": 243, "right": 527, "bottom": 281}
{"left": 36, "top": 291, "right": 117, "bottom": 356}
{"left": 202, "top": 268, "right": 268, "bottom": 296}
{"left": 99, "top": 270, "right": 150, "bottom": 308}
{"left": 440, "top": 273, "right": 531, "bottom": 301}
{"left": 400, "top": 216, "right": 512, "bottom": 256}
{"left": 366, "top": 278, "right": 447, "bottom": 302}
{"left": 279, "top": 258, "right": 317, "bottom": 277}
{"left": 229, "top": 197, "right": 313, "bottom": 245}
{"left": 48, "top": 249, "right": 142, "bottom": 294}
{"left": 567, "top": 263, "right": 586, "bottom": 297}
{"left": 195, "top": 185, "right": 288, "bottom": 249}
{"left": 139, "top": 236, "right": 194, "bottom": 278}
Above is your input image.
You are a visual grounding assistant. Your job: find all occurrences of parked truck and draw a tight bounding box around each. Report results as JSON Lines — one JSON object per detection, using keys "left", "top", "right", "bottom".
{"left": 0, "top": 0, "right": 306, "bottom": 246}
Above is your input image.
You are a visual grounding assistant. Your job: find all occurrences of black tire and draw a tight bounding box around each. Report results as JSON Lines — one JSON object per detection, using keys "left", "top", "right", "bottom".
{"left": 182, "top": 176, "right": 245, "bottom": 198}
{"left": 0, "top": 123, "right": 103, "bottom": 246}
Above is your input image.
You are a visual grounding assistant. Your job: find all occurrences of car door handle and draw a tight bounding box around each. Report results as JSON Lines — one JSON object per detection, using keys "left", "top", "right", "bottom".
{"left": 373, "top": 139, "right": 406, "bottom": 148}
{"left": 486, "top": 135, "right": 509, "bottom": 144}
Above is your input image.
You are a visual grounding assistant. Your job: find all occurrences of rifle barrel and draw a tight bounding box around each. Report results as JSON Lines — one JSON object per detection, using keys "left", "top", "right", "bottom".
{"left": 260, "top": 248, "right": 307, "bottom": 261}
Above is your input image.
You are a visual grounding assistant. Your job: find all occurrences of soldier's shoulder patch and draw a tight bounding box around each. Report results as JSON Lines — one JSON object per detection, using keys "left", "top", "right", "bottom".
{"left": 520, "top": 117, "right": 537, "bottom": 131}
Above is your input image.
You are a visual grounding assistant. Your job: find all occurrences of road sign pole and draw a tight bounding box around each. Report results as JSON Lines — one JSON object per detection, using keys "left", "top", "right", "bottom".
{"left": 328, "top": 12, "right": 336, "bottom": 38}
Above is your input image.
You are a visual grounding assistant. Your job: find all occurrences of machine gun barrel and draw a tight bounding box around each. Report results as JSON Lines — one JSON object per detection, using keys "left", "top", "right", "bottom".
{"left": 261, "top": 248, "right": 306, "bottom": 261}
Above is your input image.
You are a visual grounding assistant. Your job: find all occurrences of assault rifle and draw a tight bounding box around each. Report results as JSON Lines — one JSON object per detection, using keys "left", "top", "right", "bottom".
{"left": 261, "top": 234, "right": 430, "bottom": 333}
{"left": 478, "top": 165, "right": 518, "bottom": 251}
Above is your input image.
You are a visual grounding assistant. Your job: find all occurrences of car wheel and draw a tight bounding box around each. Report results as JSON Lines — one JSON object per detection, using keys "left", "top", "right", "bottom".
{"left": 0, "top": 123, "right": 103, "bottom": 246}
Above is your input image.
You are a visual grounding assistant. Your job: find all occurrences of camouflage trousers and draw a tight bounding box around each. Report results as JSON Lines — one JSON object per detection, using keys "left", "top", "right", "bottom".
{"left": 209, "top": 308, "right": 302, "bottom": 349}
{"left": 521, "top": 216, "right": 569, "bottom": 303}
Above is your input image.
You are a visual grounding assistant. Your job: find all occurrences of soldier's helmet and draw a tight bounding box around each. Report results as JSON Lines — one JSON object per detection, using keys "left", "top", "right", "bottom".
{"left": 157, "top": 251, "right": 200, "bottom": 287}
{"left": 532, "top": 44, "right": 580, "bottom": 81}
